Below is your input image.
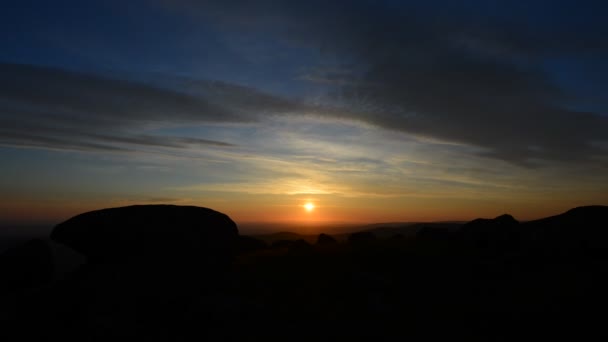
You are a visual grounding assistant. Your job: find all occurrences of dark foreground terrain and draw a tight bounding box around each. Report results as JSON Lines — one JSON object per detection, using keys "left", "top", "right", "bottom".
{"left": 2, "top": 204, "right": 608, "bottom": 341}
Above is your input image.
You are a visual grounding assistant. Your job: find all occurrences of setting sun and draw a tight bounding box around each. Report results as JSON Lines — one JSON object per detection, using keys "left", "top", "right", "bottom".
{"left": 303, "top": 202, "right": 315, "bottom": 212}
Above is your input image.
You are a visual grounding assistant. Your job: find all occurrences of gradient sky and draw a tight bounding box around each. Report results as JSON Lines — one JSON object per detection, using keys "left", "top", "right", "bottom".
{"left": 1, "top": 0, "right": 607, "bottom": 227}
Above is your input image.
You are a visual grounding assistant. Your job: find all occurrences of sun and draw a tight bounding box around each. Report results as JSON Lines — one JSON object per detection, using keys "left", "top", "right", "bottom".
{"left": 303, "top": 202, "right": 315, "bottom": 212}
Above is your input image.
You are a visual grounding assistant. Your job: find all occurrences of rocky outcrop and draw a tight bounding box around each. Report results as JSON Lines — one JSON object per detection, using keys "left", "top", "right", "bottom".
{"left": 50, "top": 205, "right": 239, "bottom": 264}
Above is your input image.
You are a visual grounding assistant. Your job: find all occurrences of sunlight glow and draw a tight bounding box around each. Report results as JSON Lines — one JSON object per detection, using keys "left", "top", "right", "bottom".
{"left": 304, "top": 202, "right": 315, "bottom": 212}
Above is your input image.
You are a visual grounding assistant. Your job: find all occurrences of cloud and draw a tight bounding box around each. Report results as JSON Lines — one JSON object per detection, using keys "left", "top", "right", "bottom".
{"left": 161, "top": 0, "right": 608, "bottom": 166}
{"left": 297, "top": 66, "right": 358, "bottom": 86}
{"left": 0, "top": 63, "right": 288, "bottom": 153}
{"left": 0, "top": 130, "right": 235, "bottom": 153}
{"left": 0, "top": 63, "right": 343, "bottom": 155}
{"left": 5, "top": 0, "right": 608, "bottom": 169}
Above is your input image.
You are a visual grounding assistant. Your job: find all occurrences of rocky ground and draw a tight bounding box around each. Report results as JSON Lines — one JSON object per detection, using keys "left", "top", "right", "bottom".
{"left": 2, "top": 205, "right": 608, "bottom": 341}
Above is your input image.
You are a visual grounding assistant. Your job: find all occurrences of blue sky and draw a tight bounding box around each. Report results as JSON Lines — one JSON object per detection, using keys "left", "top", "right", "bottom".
{"left": 1, "top": 0, "right": 607, "bottom": 226}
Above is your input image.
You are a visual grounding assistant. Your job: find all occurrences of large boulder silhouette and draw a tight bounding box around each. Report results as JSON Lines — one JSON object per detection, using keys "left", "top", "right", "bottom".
{"left": 37, "top": 206, "right": 239, "bottom": 339}
{"left": 50, "top": 205, "right": 239, "bottom": 263}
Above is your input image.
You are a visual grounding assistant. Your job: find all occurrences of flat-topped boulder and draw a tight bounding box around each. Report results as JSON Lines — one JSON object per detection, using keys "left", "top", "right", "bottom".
{"left": 50, "top": 205, "right": 239, "bottom": 263}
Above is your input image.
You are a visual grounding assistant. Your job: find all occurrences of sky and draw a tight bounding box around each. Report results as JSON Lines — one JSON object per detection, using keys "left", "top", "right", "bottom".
{"left": 1, "top": 0, "right": 607, "bottom": 228}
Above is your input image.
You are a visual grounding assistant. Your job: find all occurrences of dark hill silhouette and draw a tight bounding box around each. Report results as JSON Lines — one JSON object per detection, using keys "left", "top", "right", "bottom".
{"left": 460, "top": 214, "right": 519, "bottom": 234}
{"left": 525, "top": 205, "right": 607, "bottom": 230}
{"left": 51, "top": 205, "right": 238, "bottom": 262}
{"left": 523, "top": 205, "right": 608, "bottom": 251}
{"left": 458, "top": 214, "right": 520, "bottom": 251}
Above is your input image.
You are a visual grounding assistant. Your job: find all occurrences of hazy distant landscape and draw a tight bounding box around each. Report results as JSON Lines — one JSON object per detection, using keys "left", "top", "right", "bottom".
{"left": 0, "top": 221, "right": 463, "bottom": 252}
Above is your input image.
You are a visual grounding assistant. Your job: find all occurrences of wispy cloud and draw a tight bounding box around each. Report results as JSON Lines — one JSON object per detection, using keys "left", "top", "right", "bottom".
{"left": 0, "top": 63, "right": 251, "bottom": 153}
{"left": 159, "top": 0, "right": 608, "bottom": 166}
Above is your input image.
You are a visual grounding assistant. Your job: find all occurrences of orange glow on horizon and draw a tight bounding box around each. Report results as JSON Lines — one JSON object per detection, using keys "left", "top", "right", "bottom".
{"left": 2, "top": 192, "right": 604, "bottom": 229}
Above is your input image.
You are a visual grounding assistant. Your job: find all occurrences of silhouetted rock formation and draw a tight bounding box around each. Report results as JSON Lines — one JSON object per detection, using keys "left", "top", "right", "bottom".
{"left": 5, "top": 205, "right": 242, "bottom": 341}
{"left": 5, "top": 205, "right": 608, "bottom": 341}
{"left": 0, "top": 238, "right": 53, "bottom": 292}
{"left": 51, "top": 205, "right": 238, "bottom": 263}
{"left": 317, "top": 233, "right": 338, "bottom": 245}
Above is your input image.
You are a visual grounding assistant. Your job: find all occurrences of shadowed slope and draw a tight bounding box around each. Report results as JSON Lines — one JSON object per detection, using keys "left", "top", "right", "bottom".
{"left": 523, "top": 205, "right": 608, "bottom": 250}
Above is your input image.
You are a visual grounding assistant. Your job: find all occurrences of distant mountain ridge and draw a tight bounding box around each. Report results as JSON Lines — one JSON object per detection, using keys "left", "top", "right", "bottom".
{"left": 250, "top": 206, "right": 608, "bottom": 246}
